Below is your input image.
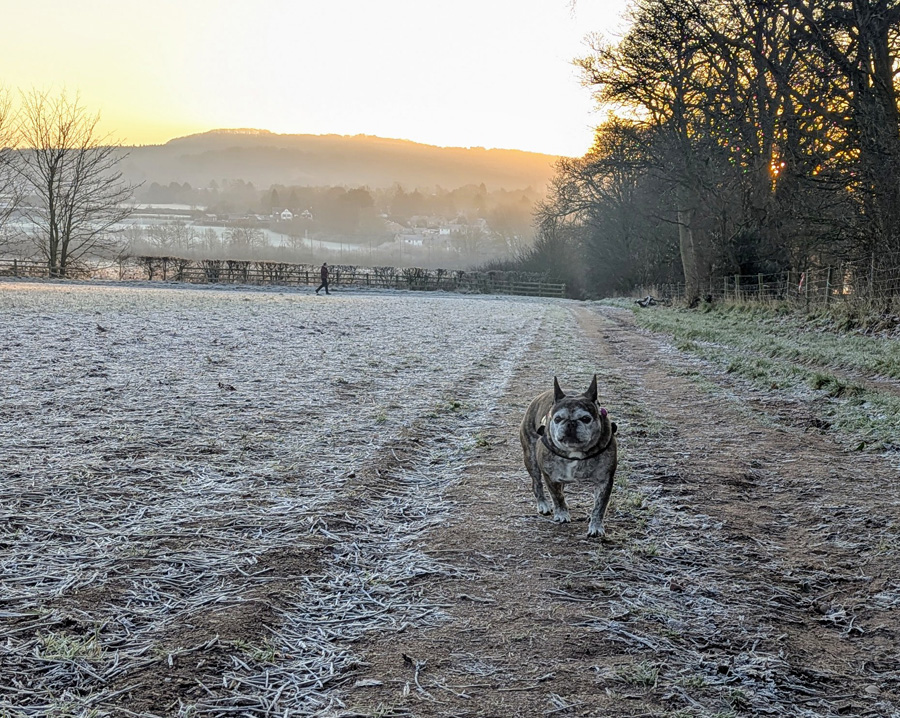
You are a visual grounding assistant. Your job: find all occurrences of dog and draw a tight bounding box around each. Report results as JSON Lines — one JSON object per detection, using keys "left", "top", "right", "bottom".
{"left": 520, "top": 375, "right": 618, "bottom": 537}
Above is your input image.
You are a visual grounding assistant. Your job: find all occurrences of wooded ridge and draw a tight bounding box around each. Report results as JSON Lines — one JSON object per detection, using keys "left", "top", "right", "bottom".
{"left": 119, "top": 129, "right": 560, "bottom": 192}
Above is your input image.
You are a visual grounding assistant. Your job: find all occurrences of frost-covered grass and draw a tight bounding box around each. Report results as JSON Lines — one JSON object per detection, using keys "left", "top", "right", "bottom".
{"left": 0, "top": 281, "right": 556, "bottom": 715}
{"left": 628, "top": 303, "right": 900, "bottom": 450}
{"left": 634, "top": 302, "right": 900, "bottom": 378}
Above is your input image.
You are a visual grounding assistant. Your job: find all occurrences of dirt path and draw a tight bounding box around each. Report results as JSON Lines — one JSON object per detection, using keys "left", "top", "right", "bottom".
{"left": 341, "top": 305, "right": 900, "bottom": 717}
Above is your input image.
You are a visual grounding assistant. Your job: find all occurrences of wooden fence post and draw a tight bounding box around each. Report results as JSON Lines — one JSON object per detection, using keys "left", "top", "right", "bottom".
{"left": 825, "top": 266, "right": 832, "bottom": 305}
{"left": 723, "top": 275, "right": 728, "bottom": 300}
{"left": 870, "top": 253, "right": 876, "bottom": 299}
{"left": 734, "top": 274, "right": 740, "bottom": 301}
{"left": 758, "top": 273, "right": 763, "bottom": 298}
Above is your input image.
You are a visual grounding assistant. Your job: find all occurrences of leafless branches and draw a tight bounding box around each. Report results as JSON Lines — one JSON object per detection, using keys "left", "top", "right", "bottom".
{"left": 544, "top": 0, "right": 900, "bottom": 298}
{"left": 0, "top": 88, "right": 23, "bottom": 252}
{"left": 16, "top": 89, "right": 137, "bottom": 277}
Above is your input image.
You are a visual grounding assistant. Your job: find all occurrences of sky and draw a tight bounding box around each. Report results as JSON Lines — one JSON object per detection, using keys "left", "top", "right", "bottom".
{"left": 4, "top": 0, "right": 631, "bottom": 157}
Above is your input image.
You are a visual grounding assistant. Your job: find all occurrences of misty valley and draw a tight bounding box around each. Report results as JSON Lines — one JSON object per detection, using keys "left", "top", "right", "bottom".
{"left": 2, "top": 130, "right": 556, "bottom": 272}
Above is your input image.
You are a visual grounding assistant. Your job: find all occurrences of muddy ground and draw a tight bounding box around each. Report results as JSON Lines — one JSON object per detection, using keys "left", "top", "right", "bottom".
{"left": 341, "top": 305, "right": 900, "bottom": 717}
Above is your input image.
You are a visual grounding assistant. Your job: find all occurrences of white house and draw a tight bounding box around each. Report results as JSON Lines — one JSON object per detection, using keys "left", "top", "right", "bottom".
{"left": 280, "top": 208, "right": 293, "bottom": 221}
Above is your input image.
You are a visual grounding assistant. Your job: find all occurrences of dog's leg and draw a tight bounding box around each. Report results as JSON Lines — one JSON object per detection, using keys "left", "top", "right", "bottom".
{"left": 545, "top": 475, "right": 571, "bottom": 523}
{"left": 587, "top": 469, "right": 615, "bottom": 538}
{"left": 534, "top": 475, "right": 552, "bottom": 515}
{"left": 524, "top": 445, "right": 552, "bottom": 515}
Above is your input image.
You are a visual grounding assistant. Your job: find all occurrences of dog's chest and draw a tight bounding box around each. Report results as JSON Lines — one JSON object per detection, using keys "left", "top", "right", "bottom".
{"left": 549, "top": 455, "right": 599, "bottom": 483}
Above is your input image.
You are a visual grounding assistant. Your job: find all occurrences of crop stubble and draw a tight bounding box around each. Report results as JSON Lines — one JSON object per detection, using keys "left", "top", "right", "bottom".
{"left": 2, "top": 284, "right": 899, "bottom": 717}
{"left": 0, "top": 283, "right": 543, "bottom": 716}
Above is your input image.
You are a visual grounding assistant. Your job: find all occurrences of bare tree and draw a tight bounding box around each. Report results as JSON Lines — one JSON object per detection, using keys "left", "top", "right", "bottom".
{"left": 780, "top": 0, "right": 900, "bottom": 256}
{"left": 537, "top": 120, "right": 681, "bottom": 294}
{"left": 17, "top": 90, "right": 137, "bottom": 277}
{"left": 0, "top": 88, "right": 23, "bottom": 252}
{"left": 225, "top": 224, "right": 265, "bottom": 253}
{"left": 579, "top": 0, "right": 724, "bottom": 301}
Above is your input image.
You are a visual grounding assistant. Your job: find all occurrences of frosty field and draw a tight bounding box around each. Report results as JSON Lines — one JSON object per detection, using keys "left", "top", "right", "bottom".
{"left": 2, "top": 281, "right": 899, "bottom": 718}
{"left": 0, "top": 283, "right": 548, "bottom": 715}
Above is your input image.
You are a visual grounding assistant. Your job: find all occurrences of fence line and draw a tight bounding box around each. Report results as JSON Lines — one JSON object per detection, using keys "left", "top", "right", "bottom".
{"left": 0, "top": 259, "right": 92, "bottom": 280}
{"left": 0, "top": 257, "right": 567, "bottom": 299}
{"left": 642, "top": 262, "right": 900, "bottom": 306}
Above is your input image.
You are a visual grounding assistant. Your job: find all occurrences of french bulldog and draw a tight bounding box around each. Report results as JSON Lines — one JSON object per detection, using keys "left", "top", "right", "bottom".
{"left": 519, "top": 375, "right": 618, "bottom": 537}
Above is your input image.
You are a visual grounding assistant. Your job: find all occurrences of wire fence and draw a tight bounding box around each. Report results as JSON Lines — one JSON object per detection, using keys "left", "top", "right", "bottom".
{"left": 0, "top": 257, "right": 567, "bottom": 299}
{"left": 641, "top": 260, "right": 900, "bottom": 307}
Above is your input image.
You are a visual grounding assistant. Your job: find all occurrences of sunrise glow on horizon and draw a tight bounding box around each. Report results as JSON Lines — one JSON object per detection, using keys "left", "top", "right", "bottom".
{"left": 3, "top": 0, "right": 631, "bottom": 157}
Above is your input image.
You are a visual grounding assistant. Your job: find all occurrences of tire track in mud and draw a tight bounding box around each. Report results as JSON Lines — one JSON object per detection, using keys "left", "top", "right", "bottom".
{"left": 342, "top": 303, "right": 900, "bottom": 718}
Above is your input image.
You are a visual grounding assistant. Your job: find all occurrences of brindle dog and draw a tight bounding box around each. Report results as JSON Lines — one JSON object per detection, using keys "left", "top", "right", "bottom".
{"left": 520, "top": 375, "right": 618, "bottom": 537}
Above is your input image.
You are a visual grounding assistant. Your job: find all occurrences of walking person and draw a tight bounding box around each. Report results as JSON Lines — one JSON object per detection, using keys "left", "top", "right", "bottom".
{"left": 315, "top": 262, "right": 330, "bottom": 295}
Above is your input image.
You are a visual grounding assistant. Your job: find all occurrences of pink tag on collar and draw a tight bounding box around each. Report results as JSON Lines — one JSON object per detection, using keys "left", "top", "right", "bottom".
{"left": 600, "top": 407, "right": 608, "bottom": 417}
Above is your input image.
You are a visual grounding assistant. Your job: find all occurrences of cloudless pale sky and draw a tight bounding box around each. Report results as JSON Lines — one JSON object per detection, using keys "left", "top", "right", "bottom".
{"left": 4, "top": 0, "right": 631, "bottom": 156}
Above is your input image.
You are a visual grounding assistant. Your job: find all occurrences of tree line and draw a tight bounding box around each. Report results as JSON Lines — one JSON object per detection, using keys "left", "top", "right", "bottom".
{"left": 525, "top": 0, "right": 900, "bottom": 300}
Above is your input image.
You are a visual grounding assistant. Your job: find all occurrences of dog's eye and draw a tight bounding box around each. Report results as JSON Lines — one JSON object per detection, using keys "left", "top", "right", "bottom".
{"left": 578, "top": 416, "right": 592, "bottom": 424}
{"left": 553, "top": 416, "right": 563, "bottom": 423}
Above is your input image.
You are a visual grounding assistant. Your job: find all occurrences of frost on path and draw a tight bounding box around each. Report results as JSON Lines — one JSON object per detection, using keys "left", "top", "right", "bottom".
{"left": 0, "top": 283, "right": 548, "bottom": 716}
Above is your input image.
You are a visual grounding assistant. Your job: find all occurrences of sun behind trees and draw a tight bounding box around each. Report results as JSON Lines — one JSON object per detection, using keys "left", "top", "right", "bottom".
{"left": 531, "top": 0, "right": 900, "bottom": 301}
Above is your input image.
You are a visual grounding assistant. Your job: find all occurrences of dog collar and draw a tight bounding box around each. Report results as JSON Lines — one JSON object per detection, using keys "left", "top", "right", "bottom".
{"left": 540, "top": 430, "right": 610, "bottom": 461}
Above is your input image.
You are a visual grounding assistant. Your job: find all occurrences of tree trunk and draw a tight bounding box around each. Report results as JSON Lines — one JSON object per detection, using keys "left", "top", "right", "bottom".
{"left": 854, "top": 0, "right": 900, "bottom": 251}
{"left": 47, "top": 178, "right": 59, "bottom": 278}
{"left": 676, "top": 185, "right": 700, "bottom": 303}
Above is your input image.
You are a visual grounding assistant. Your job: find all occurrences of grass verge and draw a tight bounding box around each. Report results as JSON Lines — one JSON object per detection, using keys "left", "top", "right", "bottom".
{"left": 619, "top": 302, "right": 900, "bottom": 451}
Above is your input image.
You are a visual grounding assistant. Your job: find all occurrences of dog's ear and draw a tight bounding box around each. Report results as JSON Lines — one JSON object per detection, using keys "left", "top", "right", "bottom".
{"left": 584, "top": 374, "right": 598, "bottom": 404}
{"left": 553, "top": 377, "right": 565, "bottom": 401}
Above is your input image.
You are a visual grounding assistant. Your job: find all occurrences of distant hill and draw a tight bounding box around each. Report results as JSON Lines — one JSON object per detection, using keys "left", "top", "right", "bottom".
{"left": 119, "top": 129, "right": 560, "bottom": 191}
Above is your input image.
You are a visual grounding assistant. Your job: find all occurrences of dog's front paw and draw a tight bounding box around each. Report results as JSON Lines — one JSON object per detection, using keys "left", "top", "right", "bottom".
{"left": 552, "top": 509, "right": 571, "bottom": 524}
{"left": 536, "top": 499, "right": 552, "bottom": 515}
{"left": 587, "top": 521, "right": 606, "bottom": 538}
